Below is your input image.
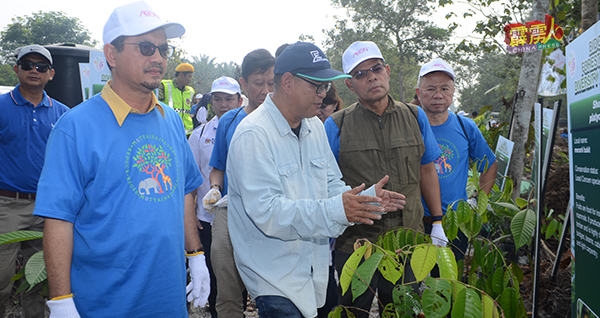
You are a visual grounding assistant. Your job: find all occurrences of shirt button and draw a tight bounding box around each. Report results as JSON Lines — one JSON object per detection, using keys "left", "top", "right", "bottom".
{"left": 33, "top": 118, "right": 37, "bottom": 122}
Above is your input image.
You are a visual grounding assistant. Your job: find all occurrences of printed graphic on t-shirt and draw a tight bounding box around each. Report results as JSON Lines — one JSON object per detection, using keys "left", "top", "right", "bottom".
{"left": 125, "top": 134, "right": 180, "bottom": 202}
{"left": 434, "top": 137, "right": 459, "bottom": 178}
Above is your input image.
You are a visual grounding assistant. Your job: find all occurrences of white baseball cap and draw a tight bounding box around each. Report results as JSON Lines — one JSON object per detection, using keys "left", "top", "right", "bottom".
{"left": 210, "top": 76, "right": 241, "bottom": 95}
{"left": 17, "top": 45, "right": 53, "bottom": 65}
{"left": 419, "top": 58, "right": 455, "bottom": 81}
{"left": 342, "top": 41, "right": 385, "bottom": 74}
{"left": 103, "top": 1, "right": 185, "bottom": 45}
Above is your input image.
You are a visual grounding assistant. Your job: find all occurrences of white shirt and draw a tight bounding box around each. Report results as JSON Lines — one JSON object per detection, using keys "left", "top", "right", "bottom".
{"left": 188, "top": 116, "right": 218, "bottom": 223}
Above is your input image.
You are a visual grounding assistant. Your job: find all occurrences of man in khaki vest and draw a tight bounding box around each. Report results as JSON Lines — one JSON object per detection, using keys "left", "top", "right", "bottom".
{"left": 323, "top": 41, "right": 448, "bottom": 318}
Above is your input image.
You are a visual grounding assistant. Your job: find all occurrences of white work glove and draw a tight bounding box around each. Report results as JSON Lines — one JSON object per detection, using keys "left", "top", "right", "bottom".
{"left": 202, "top": 188, "right": 221, "bottom": 214}
{"left": 47, "top": 296, "right": 81, "bottom": 318}
{"left": 467, "top": 198, "right": 477, "bottom": 209}
{"left": 186, "top": 253, "right": 210, "bottom": 308}
{"left": 430, "top": 222, "right": 448, "bottom": 247}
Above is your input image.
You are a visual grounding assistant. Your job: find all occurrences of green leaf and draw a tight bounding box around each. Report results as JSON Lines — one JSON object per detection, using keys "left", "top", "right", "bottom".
{"left": 396, "top": 229, "right": 406, "bottom": 251}
{"left": 378, "top": 250, "right": 403, "bottom": 284}
{"left": 444, "top": 208, "right": 459, "bottom": 242}
{"left": 437, "top": 247, "right": 458, "bottom": 280}
{"left": 422, "top": 277, "right": 452, "bottom": 318}
{"left": 477, "top": 191, "right": 489, "bottom": 215}
{"left": 25, "top": 251, "right": 47, "bottom": 291}
{"left": 515, "top": 197, "right": 528, "bottom": 209}
{"left": 411, "top": 245, "right": 438, "bottom": 281}
{"left": 511, "top": 209, "right": 537, "bottom": 249}
{"left": 491, "top": 201, "right": 521, "bottom": 212}
{"left": 451, "top": 287, "right": 483, "bottom": 318}
{"left": 460, "top": 211, "right": 483, "bottom": 240}
{"left": 0, "top": 230, "right": 43, "bottom": 245}
{"left": 491, "top": 267, "right": 505, "bottom": 296}
{"left": 352, "top": 252, "right": 384, "bottom": 301}
{"left": 510, "top": 262, "right": 524, "bottom": 283}
{"left": 340, "top": 244, "right": 368, "bottom": 295}
{"left": 545, "top": 219, "right": 559, "bottom": 240}
{"left": 456, "top": 200, "right": 472, "bottom": 223}
{"left": 499, "top": 287, "right": 518, "bottom": 318}
{"left": 482, "top": 293, "right": 500, "bottom": 318}
{"left": 501, "top": 178, "right": 513, "bottom": 201}
{"left": 393, "top": 284, "right": 422, "bottom": 317}
{"left": 383, "top": 230, "right": 395, "bottom": 251}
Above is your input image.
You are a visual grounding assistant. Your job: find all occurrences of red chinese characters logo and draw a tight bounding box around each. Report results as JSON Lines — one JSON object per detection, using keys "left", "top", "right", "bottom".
{"left": 504, "top": 15, "right": 564, "bottom": 47}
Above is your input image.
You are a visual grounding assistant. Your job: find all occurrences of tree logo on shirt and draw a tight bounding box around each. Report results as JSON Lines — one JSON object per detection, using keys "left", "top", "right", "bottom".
{"left": 434, "top": 138, "right": 459, "bottom": 178}
{"left": 126, "top": 134, "right": 180, "bottom": 201}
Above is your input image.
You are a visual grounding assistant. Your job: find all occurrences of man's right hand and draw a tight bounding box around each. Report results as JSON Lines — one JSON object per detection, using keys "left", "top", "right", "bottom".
{"left": 47, "top": 296, "right": 81, "bottom": 318}
{"left": 342, "top": 183, "right": 386, "bottom": 225}
{"left": 202, "top": 188, "right": 221, "bottom": 214}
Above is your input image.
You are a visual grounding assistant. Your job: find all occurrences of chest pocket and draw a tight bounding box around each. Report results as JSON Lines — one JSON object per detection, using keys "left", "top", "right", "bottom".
{"left": 309, "top": 157, "right": 328, "bottom": 197}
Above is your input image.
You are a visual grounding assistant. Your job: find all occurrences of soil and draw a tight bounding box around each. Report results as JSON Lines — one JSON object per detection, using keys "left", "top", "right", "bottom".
{"left": 519, "top": 133, "right": 572, "bottom": 318}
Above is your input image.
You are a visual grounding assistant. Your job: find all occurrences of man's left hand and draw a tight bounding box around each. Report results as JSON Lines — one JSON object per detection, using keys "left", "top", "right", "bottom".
{"left": 374, "top": 175, "right": 406, "bottom": 212}
{"left": 186, "top": 253, "right": 210, "bottom": 308}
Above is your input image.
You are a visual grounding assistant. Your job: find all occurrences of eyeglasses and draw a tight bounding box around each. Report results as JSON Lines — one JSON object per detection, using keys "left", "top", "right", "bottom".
{"left": 351, "top": 64, "right": 385, "bottom": 80}
{"left": 18, "top": 60, "right": 52, "bottom": 73}
{"left": 295, "top": 76, "right": 331, "bottom": 94}
{"left": 123, "top": 42, "right": 174, "bottom": 58}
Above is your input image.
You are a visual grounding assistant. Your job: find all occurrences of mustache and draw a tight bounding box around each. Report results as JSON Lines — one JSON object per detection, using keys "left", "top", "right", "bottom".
{"left": 144, "top": 63, "right": 164, "bottom": 74}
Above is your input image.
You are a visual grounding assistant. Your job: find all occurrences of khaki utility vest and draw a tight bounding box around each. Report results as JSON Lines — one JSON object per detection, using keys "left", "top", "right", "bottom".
{"left": 332, "top": 96, "right": 425, "bottom": 254}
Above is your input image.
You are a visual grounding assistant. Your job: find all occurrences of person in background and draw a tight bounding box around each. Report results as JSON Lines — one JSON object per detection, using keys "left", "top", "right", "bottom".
{"left": 317, "top": 82, "right": 343, "bottom": 123}
{"left": 159, "top": 62, "right": 195, "bottom": 135}
{"left": 324, "top": 41, "right": 445, "bottom": 318}
{"left": 227, "top": 41, "right": 405, "bottom": 318}
{"left": 0, "top": 44, "right": 69, "bottom": 318}
{"left": 416, "top": 58, "right": 497, "bottom": 262}
{"left": 34, "top": 2, "right": 209, "bottom": 316}
{"left": 409, "top": 93, "right": 420, "bottom": 106}
{"left": 203, "top": 48, "right": 276, "bottom": 317}
{"left": 189, "top": 76, "right": 242, "bottom": 317}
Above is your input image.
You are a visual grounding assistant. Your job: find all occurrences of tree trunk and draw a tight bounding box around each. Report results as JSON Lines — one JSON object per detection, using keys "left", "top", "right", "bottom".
{"left": 581, "top": 0, "right": 599, "bottom": 32}
{"left": 507, "top": 0, "right": 549, "bottom": 200}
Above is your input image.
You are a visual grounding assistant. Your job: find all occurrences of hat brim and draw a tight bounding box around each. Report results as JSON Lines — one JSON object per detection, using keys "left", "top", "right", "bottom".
{"left": 419, "top": 69, "right": 455, "bottom": 81}
{"left": 210, "top": 89, "right": 240, "bottom": 95}
{"left": 296, "top": 69, "right": 351, "bottom": 82}
{"left": 162, "top": 23, "right": 186, "bottom": 39}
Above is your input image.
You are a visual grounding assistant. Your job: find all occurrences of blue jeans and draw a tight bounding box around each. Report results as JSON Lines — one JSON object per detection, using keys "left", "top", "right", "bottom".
{"left": 255, "top": 296, "right": 303, "bottom": 318}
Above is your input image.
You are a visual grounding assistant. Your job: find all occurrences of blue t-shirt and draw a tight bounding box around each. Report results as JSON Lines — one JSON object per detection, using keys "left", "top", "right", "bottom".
{"left": 324, "top": 105, "right": 440, "bottom": 165}
{"left": 208, "top": 106, "right": 248, "bottom": 196}
{"left": 422, "top": 113, "right": 496, "bottom": 216}
{"left": 34, "top": 93, "right": 202, "bottom": 317}
{"left": 0, "top": 85, "right": 69, "bottom": 192}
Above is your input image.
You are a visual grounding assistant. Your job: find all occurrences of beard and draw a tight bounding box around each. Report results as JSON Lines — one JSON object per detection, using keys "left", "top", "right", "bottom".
{"left": 141, "top": 63, "right": 164, "bottom": 91}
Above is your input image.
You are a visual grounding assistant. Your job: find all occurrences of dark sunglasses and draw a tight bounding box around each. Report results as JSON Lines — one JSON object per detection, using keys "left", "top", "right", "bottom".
{"left": 295, "top": 75, "right": 331, "bottom": 94}
{"left": 123, "top": 42, "right": 174, "bottom": 58}
{"left": 18, "top": 60, "right": 52, "bottom": 73}
{"left": 351, "top": 63, "right": 385, "bottom": 80}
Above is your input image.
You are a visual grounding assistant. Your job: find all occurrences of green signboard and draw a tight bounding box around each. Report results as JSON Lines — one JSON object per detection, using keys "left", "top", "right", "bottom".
{"left": 566, "top": 20, "right": 600, "bottom": 318}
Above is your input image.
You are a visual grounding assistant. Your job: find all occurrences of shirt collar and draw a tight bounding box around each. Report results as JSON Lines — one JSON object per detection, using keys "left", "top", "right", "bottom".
{"left": 101, "top": 80, "right": 165, "bottom": 127}
{"left": 264, "top": 93, "right": 312, "bottom": 138}
{"left": 10, "top": 84, "right": 53, "bottom": 108}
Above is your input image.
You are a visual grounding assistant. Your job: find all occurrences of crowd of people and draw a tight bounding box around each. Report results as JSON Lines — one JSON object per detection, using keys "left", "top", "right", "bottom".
{"left": 0, "top": 1, "right": 499, "bottom": 317}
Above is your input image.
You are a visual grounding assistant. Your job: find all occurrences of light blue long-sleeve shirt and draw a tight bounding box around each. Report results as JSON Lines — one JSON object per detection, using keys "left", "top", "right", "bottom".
{"left": 227, "top": 94, "right": 366, "bottom": 317}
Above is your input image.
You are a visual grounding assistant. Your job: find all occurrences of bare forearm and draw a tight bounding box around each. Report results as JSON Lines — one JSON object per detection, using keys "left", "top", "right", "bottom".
{"left": 479, "top": 161, "right": 498, "bottom": 194}
{"left": 209, "top": 168, "right": 224, "bottom": 192}
{"left": 43, "top": 218, "right": 74, "bottom": 299}
{"left": 184, "top": 193, "right": 202, "bottom": 251}
{"left": 420, "top": 162, "right": 443, "bottom": 217}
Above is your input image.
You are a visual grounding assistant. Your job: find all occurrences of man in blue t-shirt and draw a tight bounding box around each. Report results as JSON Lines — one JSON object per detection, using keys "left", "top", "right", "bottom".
{"left": 417, "top": 58, "right": 498, "bottom": 260}
{"left": 0, "top": 44, "right": 69, "bottom": 318}
{"left": 33, "top": 2, "right": 209, "bottom": 317}
{"left": 202, "top": 49, "right": 275, "bottom": 317}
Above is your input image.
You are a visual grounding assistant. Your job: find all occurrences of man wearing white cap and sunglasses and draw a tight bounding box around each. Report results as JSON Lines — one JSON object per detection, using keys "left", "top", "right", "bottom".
{"left": 34, "top": 1, "right": 209, "bottom": 317}
{"left": 323, "top": 41, "right": 446, "bottom": 317}
{"left": 226, "top": 41, "right": 406, "bottom": 318}
{"left": 188, "top": 76, "right": 242, "bottom": 318}
{"left": 417, "top": 58, "right": 497, "bottom": 261}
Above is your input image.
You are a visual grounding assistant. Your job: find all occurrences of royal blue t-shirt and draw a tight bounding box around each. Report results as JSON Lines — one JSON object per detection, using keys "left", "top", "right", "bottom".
{"left": 34, "top": 90, "right": 202, "bottom": 317}
{"left": 208, "top": 106, "right": 248, "bottom": 196}
{"left": 422, "top": 113, "right": 496, "bottom": 216}
{"left": 0, "top": 85, "right": 69, "bottom": 192}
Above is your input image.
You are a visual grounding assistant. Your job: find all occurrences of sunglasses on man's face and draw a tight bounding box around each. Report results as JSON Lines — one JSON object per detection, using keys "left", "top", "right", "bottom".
{"left": 123, "top": 42, "right": 174, "bottom": 58}
{"left": 18, "top": 60, "right": 52, "bottom": 73}
{"left": 351, "top": 64, "right": 385, "bottom": 80}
